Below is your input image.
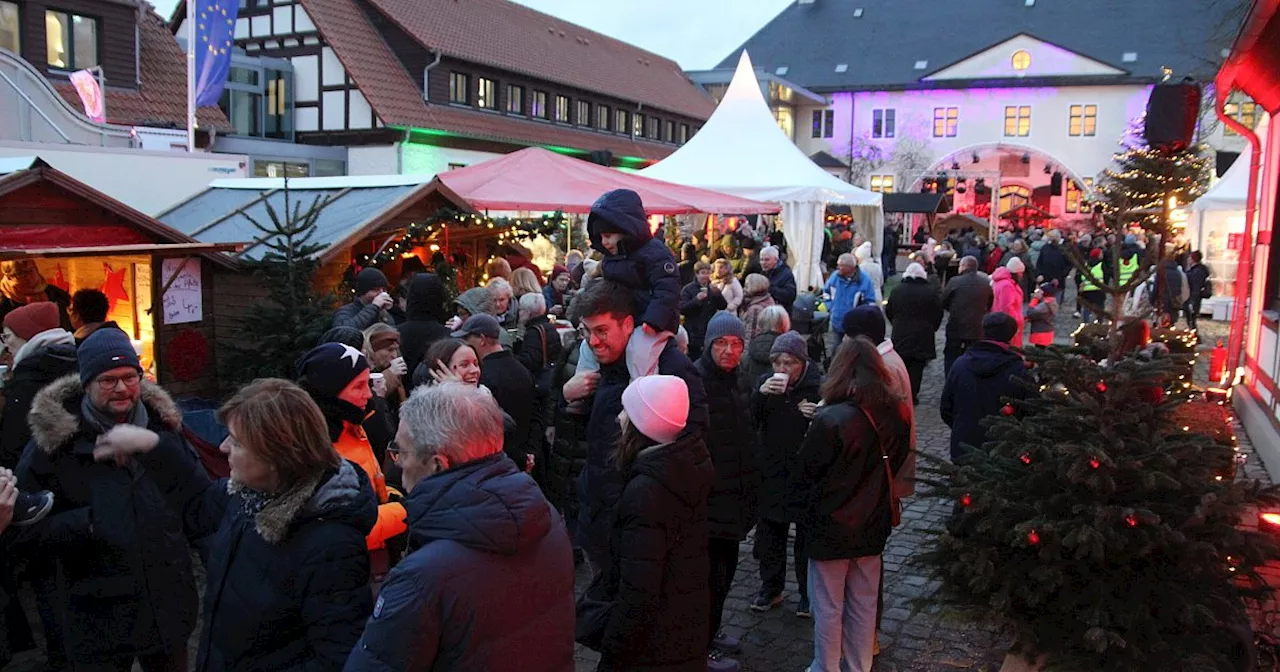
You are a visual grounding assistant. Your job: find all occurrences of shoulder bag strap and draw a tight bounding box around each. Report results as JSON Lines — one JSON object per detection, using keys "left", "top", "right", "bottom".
{"left": 860, "top": 404, "right": 902, "bottom": 526}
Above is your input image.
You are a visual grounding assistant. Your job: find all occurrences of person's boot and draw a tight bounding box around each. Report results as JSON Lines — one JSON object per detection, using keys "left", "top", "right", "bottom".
{"left": 795, "top": 596, "right": 811, "bottom": 619}
{"left": 12, "top": 491, "right": 54, "bottom": 527}
{"left": 750, "top": 590, "right": 782, "bottom": 612}
{"left": 707, "top": 649, "right": 741, "bottom": 672}
{"left": 712, "top": 630, "right": 741, "bottom": 654}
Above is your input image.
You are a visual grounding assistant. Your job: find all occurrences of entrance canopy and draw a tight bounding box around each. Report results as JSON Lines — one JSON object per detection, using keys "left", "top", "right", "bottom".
{"left": 639, "top": 52, "right": 883, "bottom": 289}
{"left": 433, "top": 147, "right": 780, "bottom": 215}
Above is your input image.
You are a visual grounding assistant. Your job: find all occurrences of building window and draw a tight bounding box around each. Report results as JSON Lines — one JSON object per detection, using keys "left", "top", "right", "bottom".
{"left": 577, "top": 100, "right": 590, "bottom": 126}
{"left": 633, "top": 112, "right": 645, "bottom": 137}
{"left": 506, "top": 85, "right": 523, "bottom": 114}
{"left": 1011, "top": 49, "right": 1031, "bottom": 71}
{"left": 476, "top": 77, "right": 496, "bottom": 109}
{"left": 449, "top": 72, "right": 469, "bottom": 105}
{"left": 664, "top": 120, "right": 674, "bottom": 143}
{"left": 253, "top": 160, "right": 310, "bottom": 178}
{"left": 1068, "top": 104, "right": 1097, "bottom": 136}
{"left": 679, "top": 123, "right": 689, "bottom": 144}
{"left": 932, "top": 107, "right": 959, "bottom": 137}
{"left": 869, "top": 174, "right": 894, "bottom": 193}
{"left": 597, "top": 105, "right": 610, "bottom": 130}
{"left": 532, "top": 91, "right": 548, "bottom": 119}
{"left": 1224, "top": 99, "right": 1258, "bottom": 136}
{"left": 811, "top": 109, "right": 834, "bottom": 138}
{"left": 45, "top": 10, "right": 98, "bottom": 70}
{"left": 872, "top": 108, "right": 895, "bottom": 138}
{"left": 774, "top": 106, "right": 794, "bottom": 139}
{"left": 1065, "top": 177, "right": 1093, "bottom": 213}
{"left": 999, "top": 185, "right": 1031, "bottom": 214}
{"left": 554, "top": 95, "right": 570, "bottom": 122}
{"left": 648, "top": 117, "right": 659, "bottom": 139}
{"left": 1, "top": 1, "right": 19, "bottom": 54}
{"left": 615, "top": 109, "right": 628, "bottom": 134}
{"left": 219, "top": 63, "right": 293, "bottom": 140}
{"left": 1003, "top": 105, "right": 1031, "bottom": 137}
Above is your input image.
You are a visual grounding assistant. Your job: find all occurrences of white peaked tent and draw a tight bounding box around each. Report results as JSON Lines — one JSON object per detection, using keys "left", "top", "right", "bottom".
{"left": 641, "top": 52, "right": 884, "bottom": 290}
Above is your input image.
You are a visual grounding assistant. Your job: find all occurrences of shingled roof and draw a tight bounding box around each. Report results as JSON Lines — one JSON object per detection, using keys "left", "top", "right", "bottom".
{"left": 56, "top": 9, "right": 230, "bottom": 131}
{"left": 720, "top": 0, "right": 1244, "bottom": 91}
{"left": 298, "top": 0, "right": 686, "bottom": 160}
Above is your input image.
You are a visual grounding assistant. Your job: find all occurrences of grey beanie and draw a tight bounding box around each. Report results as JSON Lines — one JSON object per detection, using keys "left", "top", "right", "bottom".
{"left": 704, "top": 311, "right": 746, "bottom": 346}
{"left": 769, "top": 330, "right": 809, "bottom": 362}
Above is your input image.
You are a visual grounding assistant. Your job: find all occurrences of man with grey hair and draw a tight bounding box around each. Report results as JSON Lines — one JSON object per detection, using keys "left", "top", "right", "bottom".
{"left": 346, "top": 382, "right": 575, "bottom": 672}
{"left": 759, "top": 245, "right": 797, "bottom": 312}
{"left": 940, "top": 255, "right": 994, "bottom": 375}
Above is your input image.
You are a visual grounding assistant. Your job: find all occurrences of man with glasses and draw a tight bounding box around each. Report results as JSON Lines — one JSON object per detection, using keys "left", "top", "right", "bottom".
{"left": 16, "top": 327, "right": 198, "bottom": 672}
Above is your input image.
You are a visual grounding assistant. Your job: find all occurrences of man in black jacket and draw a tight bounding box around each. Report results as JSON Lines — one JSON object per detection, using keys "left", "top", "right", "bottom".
{"left": 560, "top": 279, "right": 707, "bottom": 575}
{"left": 940, "top": 256, "right": 994, "bottom": 376}
{"left": 1035, "top": 231, "right": 1073, "bottom": 305}
{"left": 940, "top": 312, "right": 1034, "bottom": 461}
{"left": 455, "top": 314, "right": 534, "bottom": 470}
{"left": 332, "top": 268, "right": 396, "bottom": 330}
{"left": 1183, "top": 251, "right": 1210, "bottom": 331}
{"left": 760, "top": 246, "right": 797, "bottom": 312}
{"left": 680, "top": 262, "right": 727, "bottom": 360}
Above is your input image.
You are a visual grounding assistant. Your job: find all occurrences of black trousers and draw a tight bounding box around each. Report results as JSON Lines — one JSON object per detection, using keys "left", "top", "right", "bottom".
{"left": 708, "top": 537, "right": 740, "bottom": 643}
{"left": 943, "top": 338, "right": 974, "bottom": 378}
{"left": 754, "top": 519, "right": 807, "bottom": 600}
{"left": 1183, "top": 298, "right": 1202, "bottom": 330}
{"left": 902, "top": 357, "right": 927, "bottom": 405}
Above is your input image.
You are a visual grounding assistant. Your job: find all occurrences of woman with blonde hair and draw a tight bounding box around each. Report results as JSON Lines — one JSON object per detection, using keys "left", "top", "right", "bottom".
{"left": 92, "top": 378, "right": 377, "bottom": 671}
{"left": 739, "top": 273, "right": 776, "bottom": 340}
{"left": 510, "top": 267, "right": 543, "bottom": 298}
{"left": 711, "top": 258, "right": 744, "bottom": 313}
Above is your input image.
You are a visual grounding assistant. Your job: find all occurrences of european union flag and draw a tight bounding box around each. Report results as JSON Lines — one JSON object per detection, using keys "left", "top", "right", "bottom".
{"left": 193, "top": 0, "right": 238, "bottom": 107}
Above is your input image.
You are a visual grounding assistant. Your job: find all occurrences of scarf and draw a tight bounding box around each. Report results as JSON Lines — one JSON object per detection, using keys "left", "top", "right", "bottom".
{"left": 236, "top": 484, "right": 279, "bottom": 519}
{"left": 80, "top": 393, "right": 150, "bottom": 435}
{"left": 312, "top": 395, "right": 369, "bottom": 443}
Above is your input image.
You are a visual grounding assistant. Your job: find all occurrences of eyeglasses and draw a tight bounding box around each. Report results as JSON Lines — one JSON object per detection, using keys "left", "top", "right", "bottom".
{"left": 94, "top": 372, "right": 141, "bottom": 391}
{"left": 386, "top": 440, "right": 402, "bottom": 463}
{"left": 577, "top": 325, "right": 612, "bottom": 343}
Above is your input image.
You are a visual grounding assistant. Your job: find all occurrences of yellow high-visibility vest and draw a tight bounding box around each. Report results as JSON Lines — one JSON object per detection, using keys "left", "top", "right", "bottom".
{"left": 1079, "top": 264, "right": 1104, "bottom": 292}
{"left": 1118, "top": 256, "right": 1139, "bottom": 286}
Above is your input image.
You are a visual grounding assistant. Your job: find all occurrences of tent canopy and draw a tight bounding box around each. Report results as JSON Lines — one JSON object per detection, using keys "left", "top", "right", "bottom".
{"left": 1193, "top": 141, "right": 1254, "bottom": 212}
{"left": 433, "top": 147, "right": 779, "bottom": 215}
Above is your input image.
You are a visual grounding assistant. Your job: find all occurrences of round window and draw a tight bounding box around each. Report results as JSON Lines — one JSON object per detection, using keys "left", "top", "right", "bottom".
{"left": 1012, "top": 50, "right": 1032, "bottom": 71}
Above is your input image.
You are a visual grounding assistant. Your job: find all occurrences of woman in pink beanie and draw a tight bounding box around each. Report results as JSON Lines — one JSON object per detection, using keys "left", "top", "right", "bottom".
{"left": 583, "top": 375, "right": 715, "bottom": 671}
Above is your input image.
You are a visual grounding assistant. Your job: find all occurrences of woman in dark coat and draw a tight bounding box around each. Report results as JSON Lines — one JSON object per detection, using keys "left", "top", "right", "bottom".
{"left": 93, "top": 378, "right": 378, "bottom": 672}
{"left": 792, "top": 337, "right": 910, "bottom": 672}
{"left": 598, "top": 375, "right": 714, "bottom": 672}
{"left": 750, "top": 331, "right": 822, "bottom": 616}
{"left": 397, "top": 273, "right": 452, "bottom": 385}
{"left": 739, "top": 305, "right": 789, "bottom": 390}
{"left": 884, "top": 262, "right": 943, "bottom": 405}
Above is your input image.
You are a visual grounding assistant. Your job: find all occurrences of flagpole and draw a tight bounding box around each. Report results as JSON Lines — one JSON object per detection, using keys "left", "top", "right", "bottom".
{"left": 186, "top": 0, "right": 196, "bottom": 152}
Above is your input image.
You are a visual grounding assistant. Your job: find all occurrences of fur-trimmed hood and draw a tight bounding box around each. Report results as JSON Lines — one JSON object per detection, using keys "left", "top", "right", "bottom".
{"left": 27, "top": 374, "right": 183, "bottom": 455}
{"left": 230, "top": 460, "right": 377, "bottom": 544}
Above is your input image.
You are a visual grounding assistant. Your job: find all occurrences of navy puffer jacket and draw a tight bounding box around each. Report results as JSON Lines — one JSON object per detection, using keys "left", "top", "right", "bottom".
{"left": 696, "top": 352, "right": 759, "bottom": 540}
{"left": 587, "top": 189, "right": 682, "bottom": 334}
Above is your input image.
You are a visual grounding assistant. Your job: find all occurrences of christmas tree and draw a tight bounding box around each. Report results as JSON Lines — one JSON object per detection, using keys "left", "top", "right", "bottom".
{"left": 925, "top": 347, "right": 1280, "bottom": 671}
{"left": 221, "top": 180, "right": 335, "bottom": 385}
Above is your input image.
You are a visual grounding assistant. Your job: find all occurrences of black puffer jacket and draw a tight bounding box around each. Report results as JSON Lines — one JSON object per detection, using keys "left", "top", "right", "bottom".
{"left": 885, "top": 277, "right": 943, "bottom": 361}
{"left": 600, "top": 433, "right": 714, "bottom": 671}
{"left": 588, "top": 189, "right": 682, "bottom": 335}
{"left": 791, "top": 399, "right": 910, "bottom": 560}
{"left": 141, "top": 431, "right": 377, "bottom": 672}
{"left": 0, "top": 342, "right": 76, "bottom": 468}
{"left": 398, "top": 274, "right": 452, "bottom": 383}
{"left": 547, "top": 340, "right": 586, "bottom": 520}
{"left": 751, "top": 363, "right": 822, "bottom": 522}
{"left": 679, "top": 281, "right": 727, "bottom": 355}
{"left": 16, "top": 376, "right": 198, "bottom": 662}
{"left": 738, "top": 331, "right": 779, "bottom": 392}
{"left": 696, "top": 353, "right": 759, "bottom": 541}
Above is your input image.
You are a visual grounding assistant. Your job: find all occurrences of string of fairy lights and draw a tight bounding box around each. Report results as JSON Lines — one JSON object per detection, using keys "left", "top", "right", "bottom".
{"left": 355, "top": 207, "right": 570, "bottom": 267}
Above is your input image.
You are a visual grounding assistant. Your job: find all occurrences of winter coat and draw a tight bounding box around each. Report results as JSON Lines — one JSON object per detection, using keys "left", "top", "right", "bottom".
{"left": 542, "top": 284, "right": 566, "bottom": 313}
{"left": 1156, "top": 260, "right": 1189, "bottom": 316}
{"left": 822, "top": 269, "right": 876, "bottom": 336}
{"left": 588, "top": 191, "right": 682, "bottom": 335}
{"left": 791, "top": 399, "right": 910, "bottom": 560}
{"left": 16, "top": 376, "right": 198, "bottom": 661}
{"left": 885, "top": 277, "right": 942, "bottom": 361}
{"left": 990, "top": 267, "right": 1025, "bottom": 345}
{"left": 332, "top": 298, "right": 395, "bottom": 331}
{"left": 876, "top": 342, "right": 917, "bottom": 497}
{"left": 858, "top": 260, "right": 884, "bottom": 304}
{"left": 679, "top": 281, "right": 727, "bottom": 353}
{"left": 711, "top": 275, "right": 744, "bottom": 313}
{"left": 398, "top": 274, "right": 452, "bottom": 382}
{"left": 1186, "top": 262, "right": 1210, "bottom": 300}
{"left": 599, "top": 433, "right": 714, "bottom": 672}
{"left": 548, "top": 340, "right": 587, "bottom": 520}
{"left": 739, "top": 331, "right": 779, "bottom": 391}
{"left": 1024, "top": 297, "right": 1057, "bottom": 335}
{"left": 940, "top": 340, "right": 1034, "bottom": 459}
{"left": 516, "top": 315, "right": 563, "bottom": 386}
{"left": 764, "top": 263, "right": 798, "bottom": 312}
{"left": 696, "top": 352, "right": 760, "bottom": 541}
{"left": 1036, "top": 242, "right": 1072, "bottom": 287}
{"left": 479, "top": 350, "right": 535, "bottom": 468}
{"left": 738, "top": 291, "right": 776, "bottom": 341}
{"left": 344, "top": 454, "right": 574, "bottom": 672}
{"left": 751, "top": 363, "right": 823, "bottom": 522}
{"left": 331, "top": 420, "right": 406, "bottom": 552}
{"left": 0, "top": 341, "right": 76, "bottom": 469}
{"left": 941, "top": 270, "right": 995, "bottom": 341}
{"left": 453, "top": 287, "right": 487, "bottom": 319}
{"left": 146, "top": 447, "right": 378, "bottom": 672}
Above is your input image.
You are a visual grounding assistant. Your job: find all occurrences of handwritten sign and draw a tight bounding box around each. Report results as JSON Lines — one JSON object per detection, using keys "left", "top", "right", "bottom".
{"left": 161, "top": 259, "right": 203, "bottom": 325}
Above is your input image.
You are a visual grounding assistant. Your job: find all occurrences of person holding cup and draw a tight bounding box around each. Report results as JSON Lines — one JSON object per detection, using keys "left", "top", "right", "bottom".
{"left": 332, "top": 268, "right": 396, "bottom": 330}
{"left": 362, "top": 324, "right": 408, "bottom": 408}
{"left": 750, "top": 330, "right": 823, "bottom": 617}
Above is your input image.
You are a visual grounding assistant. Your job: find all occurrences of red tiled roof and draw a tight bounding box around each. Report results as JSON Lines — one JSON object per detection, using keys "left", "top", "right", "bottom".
{"left": 54, "top": 10, "right": 230, "bottom": 132}
{"left": 299, "top": 0, "right": 679, "bottom": 161}
{"left": 361, "top": 0, "right": 715, "bottom": 121}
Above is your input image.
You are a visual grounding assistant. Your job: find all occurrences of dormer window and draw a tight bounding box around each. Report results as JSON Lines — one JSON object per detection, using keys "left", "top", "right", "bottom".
{"left": 1122, "top": 52, "right": 1138, "bottom": 63}
{"left": 1, "top": 1, "right": 19, "bottom": 54}
{"left": 775, "top": 66, "right": 789, "bottom": 76}
{"left": 1011, "top": 49, "right": 1031, "bottom": 71}
{"left": 46, "top": 10, "right": 99, "bottom": 70}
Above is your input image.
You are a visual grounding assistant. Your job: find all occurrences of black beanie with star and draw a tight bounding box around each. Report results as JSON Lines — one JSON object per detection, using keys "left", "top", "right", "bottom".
{"left": 294, "top": 342, "right": 370, "bottom": 400}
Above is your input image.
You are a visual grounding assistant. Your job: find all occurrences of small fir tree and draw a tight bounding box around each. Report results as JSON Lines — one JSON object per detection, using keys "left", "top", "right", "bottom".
{"left": 221, "top": 181, "right": 335, "bottom": 385}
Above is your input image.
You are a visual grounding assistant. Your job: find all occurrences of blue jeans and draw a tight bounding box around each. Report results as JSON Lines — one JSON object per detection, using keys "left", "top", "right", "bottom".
{"left": 808, "top": 555, "right": 881, "bottom": 672}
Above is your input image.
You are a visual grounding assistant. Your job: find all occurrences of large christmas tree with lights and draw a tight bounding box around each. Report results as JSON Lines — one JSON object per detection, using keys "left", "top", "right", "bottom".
{"left": 1094, "top": 116, "right": 1212, "bottom": 230}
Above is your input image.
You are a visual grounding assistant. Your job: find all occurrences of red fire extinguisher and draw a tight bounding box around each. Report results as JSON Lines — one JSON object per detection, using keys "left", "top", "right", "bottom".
{"left": 1209, "top": 339, "right": 1228, "bottom": 384}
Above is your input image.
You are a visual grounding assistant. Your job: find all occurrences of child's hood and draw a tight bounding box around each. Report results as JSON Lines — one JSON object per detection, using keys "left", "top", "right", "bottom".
{"left": 588, "top": 189, "right": 651, "bottom": 255}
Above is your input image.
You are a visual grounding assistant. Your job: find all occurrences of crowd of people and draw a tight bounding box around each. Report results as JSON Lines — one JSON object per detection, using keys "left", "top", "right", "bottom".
{"left": 0, "top": 191, "right": 1209, "bottom": 672}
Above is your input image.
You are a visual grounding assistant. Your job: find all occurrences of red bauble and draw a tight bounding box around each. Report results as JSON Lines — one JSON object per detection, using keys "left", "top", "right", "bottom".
{"left": 1089, "top": 457, "right": 1101, "bottom": 469}
{"left": 1027, "top": 529, "right": 1040, "bottom": 545}
{"left": 1124, "top": 514, "right": 1138, "bottom": 528}
{"left": 960, "top": 494, "right": 972, "bottom": 508}
{"left": 1020, "top": 453, "right": 1032, "bottom": 465}
{"left": 1001, "top": 404, "right": 1015, "bottom": 416}
{"left": 1096, "top": 381, "right": 1108, "bottom": 393}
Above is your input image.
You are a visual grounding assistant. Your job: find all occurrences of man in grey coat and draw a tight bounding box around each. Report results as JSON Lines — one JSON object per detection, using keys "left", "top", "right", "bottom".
{"left": 940, "top": 256, "right": 994, "bottom": 375}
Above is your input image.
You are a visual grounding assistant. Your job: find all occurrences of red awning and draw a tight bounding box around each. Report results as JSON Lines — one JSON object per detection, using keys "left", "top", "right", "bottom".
{"left": 433, "top": 147, "right": 781, "bottom": 215}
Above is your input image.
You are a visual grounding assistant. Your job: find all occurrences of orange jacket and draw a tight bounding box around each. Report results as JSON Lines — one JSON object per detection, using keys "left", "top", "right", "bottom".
{"left": 333, "top": 421, "right": 407, "bottom": 551}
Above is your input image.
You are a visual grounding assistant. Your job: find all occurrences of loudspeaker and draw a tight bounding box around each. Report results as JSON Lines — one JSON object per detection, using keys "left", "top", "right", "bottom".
{"left": 1050, "top": 171, "right": 1063, "bottom": 196}
{"left": 589, "top": 150, "right": 613, "bottom": 166}
{"left": 1144, "top": 82, "right": 1201, "bottom": 152}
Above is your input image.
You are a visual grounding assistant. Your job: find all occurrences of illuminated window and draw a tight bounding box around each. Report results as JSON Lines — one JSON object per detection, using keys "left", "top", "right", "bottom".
{"left": 648, "top": 116, "right": 659, "bottom": 139}
{"left": 999, "top": 185, "right": 1031, "bottom": 214}
{"left": 476, "top": 77, "right": 496, "bottom": 109}
{"left": 870, "top": 174, "right": 894, "bottom": 194}
{"left": 615, "top": 109, "right": 628, "bottom": 134}
{"left": 1011, "top": 49, "right": 1031, "bottom": 71}
{"left": 1003, "top": 105, "right": 1031, "bottom": 137}
{"left": 664, "top": 120, "right": 674, "bottom": 143}
{"left": 633, "top": 112, "right": 645, "bottom": 136}
{"left": 774, "top": 106, "right": 794, "bottom": 139}
{"left": 577, "top": 100, "right": 590, "bottom": 126}
{"left": 532, "top": 91, "right": 547, "bottom": 119}
{"left": 872, "top": 108, "right": 895, "bottom": 138}
{"left": 46, "top": 10, "right": 97, "bottom": 70}
{"left": 1, "top": 1, "right": 19, "bottom": 54}
{"left": 932, "top": 107, "right": 959, "bottom": 137}
{"left": 449, "top": 72, "right": 469, "bottom": 105}
{"left": 597, "top": 105, "right": 609, "bottom": 130}
{"left": 1224, "top": 98, "right": 1258, "bottom": 136}
{"left": 1065, "top": 177, "right": 1094, "bottom": 214}
{"left": 679, "top": 123, "right": 689, "bottom": 144}
{"left": 1068, "top": 104, "right": 1097, "bottom": 136}
{"left": 554, "top": 95, "right": 570, "bottom": 122}
{"left": 506, "top": 85, "right": 523, "bottom": 114}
